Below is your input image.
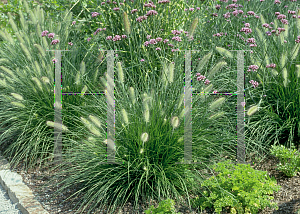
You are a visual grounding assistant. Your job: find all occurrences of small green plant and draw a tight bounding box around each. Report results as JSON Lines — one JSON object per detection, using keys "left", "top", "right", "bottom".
{"left": 144, "top": 198, "right": 181, "bottom": 214}
{"left": 191, "top": 160, "right": 281, "bottom": 214}
{"left": 269, "top": 143, "right": 300, "bottom": 177}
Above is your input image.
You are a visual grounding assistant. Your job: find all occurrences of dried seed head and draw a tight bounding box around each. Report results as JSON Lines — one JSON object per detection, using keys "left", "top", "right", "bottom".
{"left": 171, "top": 116, "right": 180, "bottom": 129}
{"left": 247, "top": 105, "right": 258, "bottom": 116}
{"left": 121, "top": 108, "right": 129, "bottom": 125}
{"left": 141, "top": 132, "right": 149, "bottom": 143}
{"left": 11, "top": 93, "right": 24, "bottom": 101}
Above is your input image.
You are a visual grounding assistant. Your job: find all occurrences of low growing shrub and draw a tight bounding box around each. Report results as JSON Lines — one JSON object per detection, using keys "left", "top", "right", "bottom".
{"left": 144, "top": 198, "right": 181, "bottom": 214}
{"left": 269, "top": 143, "right": 300, "bottom": 177}
{"left": 191, "top": 160, "right": 281, "bottom": 214}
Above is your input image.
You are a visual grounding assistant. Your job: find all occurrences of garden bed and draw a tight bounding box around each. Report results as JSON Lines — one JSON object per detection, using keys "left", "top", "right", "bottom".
{"left": 1, "top": 141, "right": 299, "bottom": 214}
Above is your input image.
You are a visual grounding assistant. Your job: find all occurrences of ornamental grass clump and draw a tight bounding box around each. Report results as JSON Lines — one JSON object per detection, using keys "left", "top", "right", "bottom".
{"left": 41, "top": 49, "right": 238, "bottom": 213}
{"left": 0, "top": 0, "right": 104, "bottom": 171}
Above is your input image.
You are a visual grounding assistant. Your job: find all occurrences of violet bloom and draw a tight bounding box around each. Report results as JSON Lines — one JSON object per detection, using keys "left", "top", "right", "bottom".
{"left": 106, "top": 36, "right": 112, "bottom": 40}
{"left": 197, "top": 75, "right": 206, "bottom": 81}
{"left": 91, "top": 12, "right": 100, "bottom": 17}
{"left": 245, "top": 23, "right": 250, "bottom": 27}
{"left": 50, "top": 39, "right": 59, "bottom": 45}
{"left": 146, "top": 10, "right": 158, "bottom": 16}
{"left": 48, "top": 33, "right": 55, "bottom": 38}
{"left": 144, "top": 41, "right": 150, "bottom": 47}
{"left": 41, "top": 30, "right": 49, "bottom": 37}
{"left": 189, "top": 8, "right": 194, "bottom": 11}
{"left": 72, "top": 21, "right": 76, "bottom": 25}
{"left": 112, "top": 35, "right": 121, "bottom": 41}
{"left": 156, "top": 47, "right": 161, "bottom": 51}
{"left": 149, "top": 39, "right": 157, "bottom": 44}
{"left": 131, "top": 9, "right": 138, "bottom": 14}
{"left": 68, "top": 42, "right": 73, "bottom": 46}
{"left": 163, "top": 39, "right": 169, "bottom": 43}
{"left": 122, "top": 35, "right": 127, "bottom": 39}
{"left": 241, "top": 102, "right": 246, "bottom": 107}
{"left": 101, "top": 2, "right": 105, "bottom": 5}
{"left": 156, "top": 37, "right": 162, "bottom": 42}
{"left": 140, "top": 59, "right": 145, "bottom": 62}
{"left": 204, "top": 79, "right": 211, "bottom": 85}
{"left": 146, "top": 35, "right": 151, "bottom": 39}
{"left": 52, "top": 58, "right": 57, "bottom": 63}
{"left": 113, "top": 7, "right": 120, "bottom": 11}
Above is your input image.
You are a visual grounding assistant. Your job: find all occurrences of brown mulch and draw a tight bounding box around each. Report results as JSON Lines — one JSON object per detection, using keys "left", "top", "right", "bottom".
{"left": 0, "top": 131, "right": 300, "bottom": 214}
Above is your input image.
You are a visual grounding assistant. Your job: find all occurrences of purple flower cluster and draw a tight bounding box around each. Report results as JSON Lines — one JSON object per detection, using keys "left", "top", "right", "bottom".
{"left": 41, "top": 30, "right": 60, "bottom": 45}
{"left": 213, "top": 32, "right": 227, "bottom": 37}
{"left": 249, "top": 80, "right": 259, "bottom": 88}
{"left": 247, "top": 65, "right": 259, "bottom": 72}
{"left": 157, "top": 0, "right": 170, "bottom": 4}
{"left": 266, "top": 63, "right": 276, "bottom": 68}
{"left": 172, "top": 36, "right": 182, "bottom": 42}
{"left": 94, "top": 28, "right": 102, "bottom": 35}
{"left": 240, "top": 27, "right": 252, "bottom": 34}
{"left": 41, "top": 30, "right": 49, "bottom": 37}
{"left": 144, "top": 1, "right": 156, "bottom": 8}
{"left": 196, "top": 73, "right": 211, "bottom": 85}
{"left": 131, "top": 9, "right": 138, "bottom": 14}
{"left": 91, "top": 12, "right": 100, "bottom": 17}
{"left": 136, "top": 15, "right": 148, "bottom": 22}
{"left": 295, "top": 36, "right": 300, "bottom": 43}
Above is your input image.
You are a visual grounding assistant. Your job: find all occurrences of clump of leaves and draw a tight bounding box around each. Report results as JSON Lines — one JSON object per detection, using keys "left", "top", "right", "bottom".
{"left": 191, "top": 160, "right": 281, "bottom": 214}
{"left": 144, "top": 198, "right": 181, "bottom": 214}
{"left": 270, "top": 143, "right": 300, "bottom": 177}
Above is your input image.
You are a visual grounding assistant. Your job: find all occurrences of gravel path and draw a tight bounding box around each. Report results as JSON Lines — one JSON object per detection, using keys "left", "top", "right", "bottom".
{"left": 0, "top": 183, "right": 22, "bottom": 214}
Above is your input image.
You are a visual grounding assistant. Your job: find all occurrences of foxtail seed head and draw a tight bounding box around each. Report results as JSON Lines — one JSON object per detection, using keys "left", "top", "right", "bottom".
{"left": 89, "top": 115, "right": 101, "bottom": 128}
{"left": 209, "top": 111, "right": 225, "bottom": 120}
{"left": 117, "top": 62, "right": 124, "bottom": 85}
{"left": 295, "top": 65, "right": 300, "bottom": 78}
{"left": 11, "top": 102, "right": 26, "bottom": 108}
{"left": 144, "top": 104, "right": 150, "bottom": 123}
{"left": 141, "top": 132, "right": 149, "bottom": 143}
{"left": 121, "top": 109, "right": 129, "bottom": 125}
{"left": 81, "top": 85, "right": 88, "bottom": 96}
{"left": 168, "top": 62, "right": 174, "bottom": 83}
{"left": 171, "top": 116, "right": 180, "bottom": 129}
{"left": 123, "top": 12, "right": 131, "bottom": 35}
{"left": 129, "top": 87, "right": 136, "bottom": 105}
{"left": 197, "top": 51, "right": 213, "bottom": 73}
{"left": 215, "top": 46, "right": 233, "bottom": 59}
{"left": 46, "top": 121, "right": 69, "bottom": 132}
{"left": 209, "top": 97, "right": 225, "bottom": 111}
{"left": 32, "top": 77, "right": 43, "bottom": 91}
{"left": 80, "top": 61, "right": 86, "bottom": 75}
{"left": 188, "top": 17, "right": 198, "bottom": 39}
{"left": 11, "top": 93, "right": 24, "bottom": 101}
{"left": 247, "top": 105, "right": 258, "bottom": 116}
{"left": 41, "top": 76, "right": 50, "bottom": 84}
